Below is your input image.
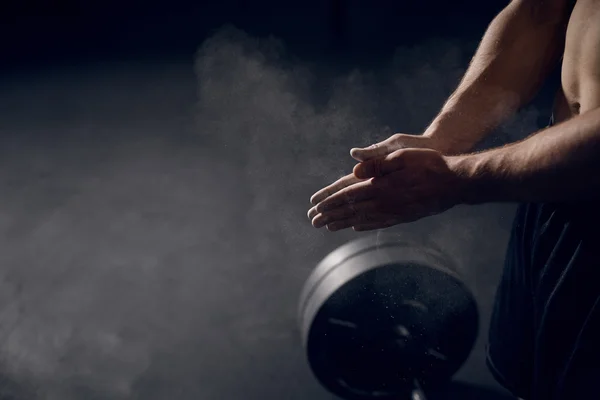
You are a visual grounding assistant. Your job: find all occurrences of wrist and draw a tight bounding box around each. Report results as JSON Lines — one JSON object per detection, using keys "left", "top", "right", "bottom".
{"left": 447, "top": 149, "right": 522, "bottom": 205}
{"left": 423, "top": 126, "right": 476, "bottom": 156}
{"left": 446, "top": 153, "right": 491, "bottom": 205}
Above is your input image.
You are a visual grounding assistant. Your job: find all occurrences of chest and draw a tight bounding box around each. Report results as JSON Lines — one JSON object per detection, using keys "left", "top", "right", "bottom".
{"left": 560, "top": 0, "right": 600, "bottom": 115}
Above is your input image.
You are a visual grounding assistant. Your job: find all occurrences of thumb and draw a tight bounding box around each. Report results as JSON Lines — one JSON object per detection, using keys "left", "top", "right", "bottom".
{"left": 353, "top": 152, "right": 405, "bottom": 179}
{"left": 350, "top": 141, "right": 392, "bottom": 162}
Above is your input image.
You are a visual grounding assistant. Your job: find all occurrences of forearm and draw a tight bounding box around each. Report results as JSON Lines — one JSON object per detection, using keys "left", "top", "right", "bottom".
{"left": 452, "top": 108, "right": 600, "bottom": 204}
{"left": 424, "top": 0, "right": 570, "bottom": 155}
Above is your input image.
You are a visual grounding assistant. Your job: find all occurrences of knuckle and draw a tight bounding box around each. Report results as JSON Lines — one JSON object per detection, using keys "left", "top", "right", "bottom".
{"left": 391, "top": 149, "right": 408, "bottom": 164}
{"left": 389, "top": 133, "right": 411, "bottom": 148}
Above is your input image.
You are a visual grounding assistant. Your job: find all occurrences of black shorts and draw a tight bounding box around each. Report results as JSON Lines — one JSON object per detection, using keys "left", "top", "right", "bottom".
{"left": 487, "top": 201, "right": 600, "bottom": 399}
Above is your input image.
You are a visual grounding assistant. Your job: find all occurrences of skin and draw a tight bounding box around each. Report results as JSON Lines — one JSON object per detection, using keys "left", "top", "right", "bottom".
{"left": 308, "top": 0, "right": 600, "bottom": 232}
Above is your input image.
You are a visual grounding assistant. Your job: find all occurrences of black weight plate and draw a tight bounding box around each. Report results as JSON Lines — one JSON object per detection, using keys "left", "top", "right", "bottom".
{"left": 298, "top": 234, "right": 479, "bottom": 399}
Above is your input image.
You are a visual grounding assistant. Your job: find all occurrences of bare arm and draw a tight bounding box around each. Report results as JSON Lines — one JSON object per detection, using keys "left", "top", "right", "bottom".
{"left": 309, "top": 111, "right": 600, "bottom": 231}
{"left": 425, "top": 0, "right": 572, "bottom": 154}
{"left": 452, "top": 108, "right": 600, "bottom": 204}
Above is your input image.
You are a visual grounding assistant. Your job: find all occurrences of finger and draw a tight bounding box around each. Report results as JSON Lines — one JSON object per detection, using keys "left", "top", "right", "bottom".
{"left": 350, "top": 137, "right": 396, "bottom": 162}
{"left": 315, "top": 180, "right": 377, "bottom": 213}
{"left": 307, "top": 206, "right": 319, "bottom": 221}
{"left": 310, "top": 174, "right": 362, "bottom": 205}
{"left": 311, "top": 200, "right": 380, "bottom": 228}
{"left": 353, "top": 150, "right": 406, "bottom": 179}
{"left": 350, "top": 134, "right": 406, "bottom": 162}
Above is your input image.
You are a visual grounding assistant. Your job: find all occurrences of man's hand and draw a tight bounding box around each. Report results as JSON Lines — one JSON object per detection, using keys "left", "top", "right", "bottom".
{"left": 349, "top": 133, "right": 443, "bottom": 162}
{"left": 309, "top": 133, "right": 442, "bottom": 207}
{"left": 307, "top": 148, "right": 466, "bottom": 232}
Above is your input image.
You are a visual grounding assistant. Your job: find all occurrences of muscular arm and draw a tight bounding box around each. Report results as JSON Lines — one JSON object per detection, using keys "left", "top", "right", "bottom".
{"left": 425, "top": 0, "right": 572, "bottom": 154}
{"left": 452, "top": 107, "right": 600, "bottom": 204}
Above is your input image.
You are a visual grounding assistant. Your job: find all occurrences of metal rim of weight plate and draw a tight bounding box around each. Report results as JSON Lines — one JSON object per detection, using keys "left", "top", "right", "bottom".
{"left": 298, "top": 234, "right": 479, "bottom": 399}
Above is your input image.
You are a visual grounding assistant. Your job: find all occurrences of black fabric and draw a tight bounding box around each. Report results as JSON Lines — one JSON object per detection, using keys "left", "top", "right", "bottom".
{"left": 487, "top": 116, "right": 600, "bottom": 400}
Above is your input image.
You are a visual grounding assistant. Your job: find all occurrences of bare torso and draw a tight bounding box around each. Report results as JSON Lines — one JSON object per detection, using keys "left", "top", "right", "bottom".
{"left": 554, "top": 0, "right": 600, "bottom": 122}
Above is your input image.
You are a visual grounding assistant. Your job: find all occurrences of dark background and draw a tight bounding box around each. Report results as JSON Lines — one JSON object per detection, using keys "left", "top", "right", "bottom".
{"left": 0, "top": 1, "right": 549, "bottom": 399}
{"left": 1, "top": 0, "right": 506, "bottom": 70}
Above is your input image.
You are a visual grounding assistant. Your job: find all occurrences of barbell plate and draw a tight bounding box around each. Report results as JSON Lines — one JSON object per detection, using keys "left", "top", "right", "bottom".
{"left": 298, "top": 234, "right": 479, "bottom": 399}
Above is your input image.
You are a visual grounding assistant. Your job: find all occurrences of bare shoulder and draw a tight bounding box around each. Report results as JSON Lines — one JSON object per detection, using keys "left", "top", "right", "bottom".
{"left": 513, "top": 0, "right": 576, "bottom": 24}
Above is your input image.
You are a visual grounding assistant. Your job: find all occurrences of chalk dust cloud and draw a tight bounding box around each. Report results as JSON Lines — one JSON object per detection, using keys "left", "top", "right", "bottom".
{"left": 0, "top": 25, "right": 542, "bottom": 399}
{"left": 193, "top": 25, "right": 537, "bottom": 266}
